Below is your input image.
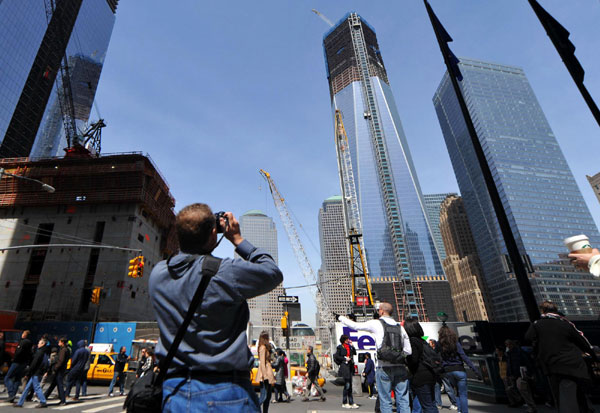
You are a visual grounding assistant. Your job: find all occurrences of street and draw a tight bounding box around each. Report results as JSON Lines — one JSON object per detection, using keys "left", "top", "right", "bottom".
{"left": 1, "top": 382, "right": 598, "bottom": 412}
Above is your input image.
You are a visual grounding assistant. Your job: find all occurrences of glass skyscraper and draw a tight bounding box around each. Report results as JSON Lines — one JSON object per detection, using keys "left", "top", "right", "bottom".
{"left": 323, "top": 13, "right": 443, "bottom": 318}
{"left": 0, "top": 0, "right": 118, "bottom": 159}
{"left": 433, "top": 58, "right": 600, "bottom": 321}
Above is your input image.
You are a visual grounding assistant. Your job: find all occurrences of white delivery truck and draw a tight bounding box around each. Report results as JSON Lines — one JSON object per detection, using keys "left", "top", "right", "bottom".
{"left": 333, "top": 321, "right": 378, "bottom": 376}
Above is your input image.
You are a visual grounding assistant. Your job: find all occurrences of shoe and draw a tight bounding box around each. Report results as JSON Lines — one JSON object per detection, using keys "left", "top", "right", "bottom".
{"left": 286, "top": 395, "right": 292, "bottom": 402}
{"left": 369, "top": 396, "right": 377, "bottom": 400}
{"left": 70, "top": 397, "right": 79, "bottom": 401}
{"left": 320, "top": 396, "right": 326, "bottom": 402}
{"left": 7, "top": 397, "right": 15, "bottom": 403}
{"left": 450, "top": 405, "right": 458, "bottom": 410}
{"left": 350, "top": 404, "right": 360, "bottom": 409}
{"left": 108, "top": 393, "right": 114, "bottom": 397}
{"left": 119, "top": 392, "right": 124, "bottom": 396}
{"left": 35, "top": 404, "right": 47, "bottom": 409}
{"left": 302, "top": 397, "right": 309, "bottom": 402}
{"left": 57, "top": 402, "right": 66, "bottom": 406}
{"left": 342, "top": 404, "right": 352, "bottom": 409}
{"left": 12, "top": 405, "right": 22, "bottom": 408}
{"left": 272, "top": 400, "right": 277, "bottom": 403}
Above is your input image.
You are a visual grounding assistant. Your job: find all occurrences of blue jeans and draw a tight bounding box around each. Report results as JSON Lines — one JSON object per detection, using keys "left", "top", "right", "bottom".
{"left": 258, "top": 380, "right": 272, "bottom": 412}
{"left": 162, "top": 377, "right": 259, "bottom": 412}
{"left": 412, "top": 383, "right": 438, "bottom": 413}
{"left": 44, "top": 370, "right": 66, "bottom": 403}
{"left": 441, "top": 375, "right": 457, "bottom": 406}
{"left": 434, "top": 382, "right": 442, "bottom": 407}
{"left": 108, "top": 370, "right": 125, "bottom": 394}
{"left": 445, "top": 370, "right": 468, "bottom": 413}
{"left": 4, "top": 362, "right": 26, "bottom": 398}
{"left": 17, "top": 376, "right": 46, "bottom": 406}
{"left": 376, "top": 366, "right": 410, "bottom": 413}
{"left": 343, "top": 378, "right": 354, "bottom": 404}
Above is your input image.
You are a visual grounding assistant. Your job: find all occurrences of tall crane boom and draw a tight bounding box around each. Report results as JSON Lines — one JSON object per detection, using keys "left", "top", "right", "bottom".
{"left": 259, "top": 169, "right": 335, "bottom": 327}
{"left": 311, "top": 9, "right": 334, "bottom": 27}
{"left": 334, "top": 110, "right": 374, "bottom": 317}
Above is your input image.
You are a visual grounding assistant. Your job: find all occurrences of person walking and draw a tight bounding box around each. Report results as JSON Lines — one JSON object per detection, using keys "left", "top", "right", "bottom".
{"left": 80, "top": 343, "right": 91, "bottom": 397}
{"left": 271, "top": 349, "right": 290, "bottom": 402}
{"left": 405, "top": 318, "right": 438, "bottom": 413}
{"left": 302, "top": 345, "right": 325, "bottom": 402}
{"left": 339, "top": 303, "right": 412, "bottom": 413}
{"left": 334, "top": 334, "right": 359, "bottom": 409}
{"left": 43, "top": 338, "right": 68, "bottom": 405}
{"left": 4, "top": 330, "right": 33, "bottom": 403}
{"left": 108, "top": 346, "right": 129, "bottom": 396}
{"left": 363, "top": 352, "right": 376, "bottom": 399}
{"left": 438, "top": 326, "right": 481, "bottom": 413}
{"left": 256, "top": 332, "right": 275, "bottom": 413}
{"left": 65, "top": 340, "right": 90, "bottom": 400}
{"left": 525, "top": 301, "right": 597, "bottom": 413}
{"left": 14, "top": 338, "right": 50, "bottom": 408}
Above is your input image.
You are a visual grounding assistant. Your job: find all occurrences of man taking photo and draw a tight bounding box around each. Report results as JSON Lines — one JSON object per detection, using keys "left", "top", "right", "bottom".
{"left": 149, "top": 203, "right": 283, "bottom": 412}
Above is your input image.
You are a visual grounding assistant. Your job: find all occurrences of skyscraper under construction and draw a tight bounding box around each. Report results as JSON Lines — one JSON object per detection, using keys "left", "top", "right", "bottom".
{"left": 323, "top": 13, "right": 443, "bottom": 319}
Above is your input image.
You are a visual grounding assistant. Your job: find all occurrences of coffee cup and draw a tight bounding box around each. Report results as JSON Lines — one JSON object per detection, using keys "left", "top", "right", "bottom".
{"left": 564, "top": 234, "right": 593, "bottom": 254}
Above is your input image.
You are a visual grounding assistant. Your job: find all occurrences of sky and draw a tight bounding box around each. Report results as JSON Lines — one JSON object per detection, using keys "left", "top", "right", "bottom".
{"left": 94, "top": 0, "right": 600, "bottom": 326}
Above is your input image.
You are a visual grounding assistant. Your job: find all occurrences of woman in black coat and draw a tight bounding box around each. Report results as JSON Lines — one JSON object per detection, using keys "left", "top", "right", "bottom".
{"left": 333, "top": 334, "right": 357, "bottom": 408}
{"left": 405, "top": 318, "right": 438, "bottom": 413}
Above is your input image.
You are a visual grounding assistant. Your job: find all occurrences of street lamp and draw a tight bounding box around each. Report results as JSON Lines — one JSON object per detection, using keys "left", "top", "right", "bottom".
{"left": 0, "top": 168, "right": 55, "bottom": 193}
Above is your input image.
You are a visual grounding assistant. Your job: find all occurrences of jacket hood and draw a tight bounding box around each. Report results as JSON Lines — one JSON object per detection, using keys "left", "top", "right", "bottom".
{"left": 77, "top": 340, "right": 85, "bottom": 348}
{"left": 166, "top": 253, "right": 199, "bottom": 279}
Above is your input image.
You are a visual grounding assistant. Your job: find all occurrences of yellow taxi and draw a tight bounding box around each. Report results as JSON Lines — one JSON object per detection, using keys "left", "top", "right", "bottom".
{"left": 250, "top": 356, "right": 325, "bottom": 388}
{"left": 67, "top": 352, "right": 129, "bottom": 382}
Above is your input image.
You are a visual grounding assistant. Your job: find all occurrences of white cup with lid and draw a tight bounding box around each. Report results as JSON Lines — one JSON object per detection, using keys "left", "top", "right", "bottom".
{"left": 564, "top": 234, "right": 593, "bottom": 253}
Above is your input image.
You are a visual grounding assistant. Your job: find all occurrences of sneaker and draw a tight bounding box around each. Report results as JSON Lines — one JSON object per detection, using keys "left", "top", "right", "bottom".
{"left": 108, "top": 393, "right": 114, "bottom": 397}
{"left": 450, "top": 405, "right": 458, "bottom": 410}
{"left": 342, "top": 404, "right": 352, "bottom": 409}
{"left": 350, "top": 404, "right": 360, "bottom": 409}
{"left": 320, "top": 396, "right": 326, "bottom": 402}
{"left": 119, "top": 392, "right": 125, "bottom": 396}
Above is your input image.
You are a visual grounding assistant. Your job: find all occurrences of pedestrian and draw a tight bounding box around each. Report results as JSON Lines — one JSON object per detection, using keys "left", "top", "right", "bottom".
{"left": 404, "top": 317, "right": 438, "bottom": 413}
{"left": 338, "top": 302, "right": 412, "bottom": 412}
{"left": 148, "top": 205, "right": 283, "bottom": 412}
{"left": 108, "top": 346, "right": 129, "bottom": 396}
{"left": 504, "top": 339, "right": 537, "bottom": 412}
{"left": 40, "top": 347, "right": 58, "bottom": 390}
{"left": 362, "top": 352, "right": 376, "bottom": 399}
{"left": 428, "top": 340, "right": 444, "bottom": 410}
{"left": 438, "top": 326, "right": 482, "bottom": 413}
{"left": 302, "top": 345, "right": 326, "bottom": 402}
{"left": 525, "top": 301, "right": 597, "bottom": 413}
{"left": 256, "top": 331, "right": 275, "bottom": 413}
{"left": 14, "top": 337, "right": 50, "bottom": 408}
{"left": 135, "top": 348, "right": 147, "bottom": 378}
{"left": 65, "top": 340, "right": 90, "bottom": 400}
{"left": 271, "top": 349, "right": 290, "bottom": 402}
{"left": 81, "top": 342, "right": 91, "bottom": 397}
{"left": 139, "top": 348, "right": 154, "bottom": 377}
{"left": 43, "top": 337, "right": 69, "bottom": 405}
{"left": 4, "top": 330, "right": 33, "bottom": 403}
{"left": 333, "top": 334, "right": 358, "bottom": 409}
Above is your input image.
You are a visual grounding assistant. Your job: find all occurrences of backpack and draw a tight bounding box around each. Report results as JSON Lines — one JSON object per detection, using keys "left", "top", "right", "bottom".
{"left": 421, "top": 342, "right": 444, "bottom": 378}
{"left": 377, "top": 319, "right": 406, "bottom": 364}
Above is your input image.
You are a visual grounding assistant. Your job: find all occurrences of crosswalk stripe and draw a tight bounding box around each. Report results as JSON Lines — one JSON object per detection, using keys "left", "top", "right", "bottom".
{"left": 53, "top": 397, "right": 122, "bottom": 410}
{"left": 82, "top": 402, "right": 123, "bottom": 412}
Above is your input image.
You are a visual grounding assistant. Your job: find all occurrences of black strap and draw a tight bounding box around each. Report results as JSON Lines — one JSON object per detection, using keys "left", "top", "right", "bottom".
{"left": 156, "top": 255, "right": 222, "bottom": 383}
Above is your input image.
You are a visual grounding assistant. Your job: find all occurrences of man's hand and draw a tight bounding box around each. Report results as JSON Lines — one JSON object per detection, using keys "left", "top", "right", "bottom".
{"left": 223, "top": 212, "right": 244, "bottom": 247}
{"left": 569, "top": 248, "right": 600, "bottom": 269}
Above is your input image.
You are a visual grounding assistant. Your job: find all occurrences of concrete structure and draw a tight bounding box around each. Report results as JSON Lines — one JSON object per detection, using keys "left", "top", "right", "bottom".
{"left": 0, "top": 0, "right": 118, "bottom": 158}
{"left": 424, "top": 193, "right": 457, "bottom": 262}
{"left": 586, "top": 173, "right": 600, "bottom": 205}
{"left": 0, "top": 153, "right": 176, "bottom": 322}
{"left": 238, "top": 210, "right": 286, "bottom": 341}
{"left": 434, "top": 58, "right": 600, "bottom": 320}
{"left": 323, "top": 13, "right": 443, "bottom": 319}
{"left": 440, "top": 195, "right": 490, "bottom": 321}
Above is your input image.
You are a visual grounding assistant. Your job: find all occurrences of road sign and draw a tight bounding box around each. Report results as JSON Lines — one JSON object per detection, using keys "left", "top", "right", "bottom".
{"left": 278, "top": 295, "right": 299, "bottom": 303}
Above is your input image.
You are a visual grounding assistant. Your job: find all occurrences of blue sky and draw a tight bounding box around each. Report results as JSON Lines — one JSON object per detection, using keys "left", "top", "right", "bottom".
{"left": 95, "top": 1, "right": 600, "bottom": 326}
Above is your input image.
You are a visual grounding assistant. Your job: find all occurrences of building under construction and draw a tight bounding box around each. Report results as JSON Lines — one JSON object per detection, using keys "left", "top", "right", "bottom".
{"left": 0, "top": 152, "right": 177, "bottom": 322}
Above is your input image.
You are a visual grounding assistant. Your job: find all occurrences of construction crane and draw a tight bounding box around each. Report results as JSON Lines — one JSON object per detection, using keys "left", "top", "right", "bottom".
{"left": 43, "top": 0, "right": 105, "bottom": 158}
{"left": 334, "top": 110, "right": 375, "bottom": 318}
{"left": 311, "top": 9, "right": 334, "bottom": 27}
{"left": 259, "top": 169, "right": 336, "bottom": 328}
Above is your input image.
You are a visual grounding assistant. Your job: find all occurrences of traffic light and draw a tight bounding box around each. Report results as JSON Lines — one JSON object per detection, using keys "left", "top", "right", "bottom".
{"left": 281, "top": 311, "right": 289, "bottom": 336}
{"left": 136, "top": 256, "right": 144, "bottom": 278}
{"left": 90, "top": 287, "right": 101, "bottom": 304}
{"left": 128, "top": 256, "right": 139, "bottom": 278}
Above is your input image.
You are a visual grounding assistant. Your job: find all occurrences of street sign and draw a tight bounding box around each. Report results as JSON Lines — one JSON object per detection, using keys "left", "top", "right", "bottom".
{"left": 278, "top": 295, "right": 299, "bottom": 303}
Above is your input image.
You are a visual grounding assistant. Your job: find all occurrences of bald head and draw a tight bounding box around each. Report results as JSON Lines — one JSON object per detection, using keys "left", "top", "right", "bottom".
{"left": 379, "top": 302, "right": 393, "bottom": 316}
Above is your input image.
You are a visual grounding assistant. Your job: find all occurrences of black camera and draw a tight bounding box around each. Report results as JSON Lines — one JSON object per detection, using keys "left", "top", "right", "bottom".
{"left": 214, "top": 211, "right": 228, "bottom": 233}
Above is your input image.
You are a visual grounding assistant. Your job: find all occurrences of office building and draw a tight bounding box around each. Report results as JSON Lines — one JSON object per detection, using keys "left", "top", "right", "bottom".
{"left": 586, "top": 173, "right": 600, "bottom": 205}
{"left": 239, "top": 210, "right": 286, "bottom": 337}
{"left": 0, "top": 153, "right": 176, "bottom": 321}
{"left": 0, "top": 0, "right": 118, "bottom": 158}
{"left": 323, "top": 13, "right": 443, "bottom": 319}
{"left": 433, "top": 58, "right": 600, "bottom": 320}
{"left": 424, "top": 193, "right": 457, "bottom": 261}
{"left": 439, "top": 195, "right": 490, "bottom": 321}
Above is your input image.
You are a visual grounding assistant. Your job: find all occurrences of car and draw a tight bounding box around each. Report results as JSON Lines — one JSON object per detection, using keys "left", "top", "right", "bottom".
{"left": 250, "top": 356, "right": 325, "bottom": 388}
{"left": 67, "top": 352, "right": 129, "bottom": 382}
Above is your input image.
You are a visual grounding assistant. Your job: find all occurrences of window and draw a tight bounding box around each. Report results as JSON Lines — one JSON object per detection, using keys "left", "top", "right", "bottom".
{"left": 97, "top": 355, "right": 113, "bottom": 365}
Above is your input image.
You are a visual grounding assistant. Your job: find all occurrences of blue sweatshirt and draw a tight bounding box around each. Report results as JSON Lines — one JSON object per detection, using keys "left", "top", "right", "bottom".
{"left": 149, "top": 240, "right": 283, "bottom": 373}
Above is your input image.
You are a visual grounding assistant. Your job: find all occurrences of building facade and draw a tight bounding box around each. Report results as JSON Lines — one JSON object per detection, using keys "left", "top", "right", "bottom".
{"left": 0, "top": 153, "right": 176, "bottom": 322}
{"left": 586, "top": 173, "right": 600, "bottom": 206}
{"left": 439, "top": 195, "right": 490, "bottom": 321}
{"left": 323, "top": 13, "right": 443, "bottom": 319}
{"left": 238, "top": 210, "right": 286, "bottom": 339}
{"left": 0, "top": 0, "right": 118, "bottom": 158}
{"left": 423, "top": 193, "right": 457, "bottom": 262}
{"left": 433, "top": 58, "right": 600, "bottom": 320}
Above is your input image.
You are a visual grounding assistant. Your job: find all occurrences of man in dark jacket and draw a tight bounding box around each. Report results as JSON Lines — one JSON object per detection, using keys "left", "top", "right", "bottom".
{"left": 108, "top": 346, "right": 129, "bottom": 396}
{"left": 14, "top": 338, "right": 49, "bottom": 408}
{"left": 525, "top": 301, "right": 597, "bottom": 413}
{"left": 4, "top": 330, "right": 32, "bottom": 403}
{"left": 43, "top": 337, "right": 68, "bottom": 405}
{"left": 362, "top": 353, "right": 376, "bottom": 399}
{"left": 302, "top": 346, "right": 325, "bottom": 402}
{"left": 65, "top": 340, "right": 90, "bottom": 400}
{"left": 334, "top": 335, "right": 358, "bottom": 409}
